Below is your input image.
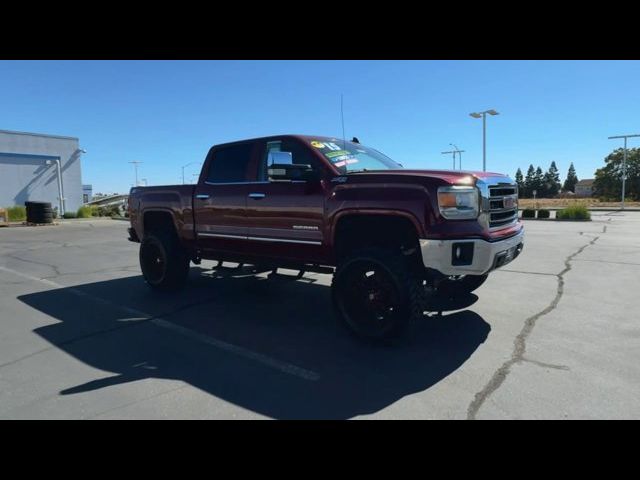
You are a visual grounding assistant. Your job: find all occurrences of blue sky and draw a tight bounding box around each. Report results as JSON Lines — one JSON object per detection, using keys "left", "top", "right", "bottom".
{"left": 1, "top": 60, "right": 639, "bottom": 193}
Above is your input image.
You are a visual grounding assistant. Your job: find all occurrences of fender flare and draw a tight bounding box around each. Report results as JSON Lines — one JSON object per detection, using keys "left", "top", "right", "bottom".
{"left": 329, "top": 208, "right": 425, "bottom": 249}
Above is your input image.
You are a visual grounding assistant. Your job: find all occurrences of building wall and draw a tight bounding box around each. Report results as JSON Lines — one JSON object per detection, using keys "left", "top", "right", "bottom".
{"left": 83, "top": 185, "right": 93, "bottom": 203}
{"left": 575, "top": 185, "right": 594, "bottom": 197}
{"left": 0, "top": 130, "right": 84, "bottom": 214}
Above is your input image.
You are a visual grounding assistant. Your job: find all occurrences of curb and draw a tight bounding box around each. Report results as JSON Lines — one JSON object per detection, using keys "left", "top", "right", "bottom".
{"left": 519, "top": 207, "right": 640, "bottom": 212}
{"left": 521, "top": 218, "right": 592, "bottom": 222}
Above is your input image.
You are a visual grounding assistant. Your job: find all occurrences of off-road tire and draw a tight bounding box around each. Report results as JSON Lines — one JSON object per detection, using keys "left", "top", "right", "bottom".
{"left": 139, "top": 230, "right": 190, "bottom": 292}
{"left": 332, "top": 248, "right": 424, "bottom": 342}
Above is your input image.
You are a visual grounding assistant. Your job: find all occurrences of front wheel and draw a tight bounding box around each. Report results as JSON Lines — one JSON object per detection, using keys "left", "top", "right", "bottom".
{"left": 437, "top": 274, "right": 488, "bottom": 297}
{"left": 332, "top": 248, "right": 424, "bottom": 341}
{"left": 139, "top": 231, "right": 190, "bottom": 292}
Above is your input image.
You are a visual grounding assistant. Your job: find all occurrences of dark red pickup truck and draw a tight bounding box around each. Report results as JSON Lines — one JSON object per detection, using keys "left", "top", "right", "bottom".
{"left": 128, "top": 134, "right": 524, "bottom": 340}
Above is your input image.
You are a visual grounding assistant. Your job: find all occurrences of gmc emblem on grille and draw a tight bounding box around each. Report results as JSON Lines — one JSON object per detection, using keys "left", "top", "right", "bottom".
{"left": 503, "top": 196, "right": 516, "bottom": 209}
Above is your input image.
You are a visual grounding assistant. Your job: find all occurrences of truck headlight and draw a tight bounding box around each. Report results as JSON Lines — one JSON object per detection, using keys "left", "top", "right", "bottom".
{"left": 437, "top": 186, "right": 479, "bottom": 220}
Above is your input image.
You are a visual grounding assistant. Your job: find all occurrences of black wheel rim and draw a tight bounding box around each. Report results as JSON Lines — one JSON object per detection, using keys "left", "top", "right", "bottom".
{"left": 338, "top": 261, "right": 402, "bottom": 337}
{"left": 142, "top": 242, "right": 166, "bottom": 284}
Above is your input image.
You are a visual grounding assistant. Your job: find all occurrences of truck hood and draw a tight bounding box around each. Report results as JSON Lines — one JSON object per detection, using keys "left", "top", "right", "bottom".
{"left": 343, "top": 169, "right": 512, "bottom": 185}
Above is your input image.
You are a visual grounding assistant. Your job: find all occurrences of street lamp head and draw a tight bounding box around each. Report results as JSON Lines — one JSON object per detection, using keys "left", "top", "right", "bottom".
{"left": 487, "top": 109, "right": 499, "bottom": 116}
{"left": 469, "top": 112, "right": 482, "bottom": 119}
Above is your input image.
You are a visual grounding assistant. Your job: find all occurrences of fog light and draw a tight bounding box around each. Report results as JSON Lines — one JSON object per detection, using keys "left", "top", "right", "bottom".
{"left": 452, "top": 242, "right": 474, "bottom": 266}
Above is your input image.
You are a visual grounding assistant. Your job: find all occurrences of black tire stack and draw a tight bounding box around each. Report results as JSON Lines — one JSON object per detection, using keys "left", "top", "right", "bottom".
{"left": 25, "top": 201, "right": 54, "bottom": 224}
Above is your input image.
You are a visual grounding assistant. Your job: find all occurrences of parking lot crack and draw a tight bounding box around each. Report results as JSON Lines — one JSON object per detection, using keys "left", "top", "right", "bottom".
{"left": 6, "top": 253, "right": 61, "bottom": 277}
{"left": 466, "top": 234, "right": 601, "bottom": 420}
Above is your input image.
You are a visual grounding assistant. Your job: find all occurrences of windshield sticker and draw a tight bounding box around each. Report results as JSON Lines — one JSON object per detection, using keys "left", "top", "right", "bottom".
{"left": 356, "top": 149, "right": 366, "bottom": 153}
{"left": 330, "top": 154, "right": 355, "bottom": 163}
{"left": 310, "top": 141, "right": 343, "bottom": 151}
{"left": 326, "top": 150, "right": 351, "bottom": 158}
{"left": 333, "top": 158, "right": 359, "bottom": 168}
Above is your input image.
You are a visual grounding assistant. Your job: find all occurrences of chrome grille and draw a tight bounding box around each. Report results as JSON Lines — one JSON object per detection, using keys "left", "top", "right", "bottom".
{"left": 488, "top": 184, "right": 518, "bottom": 229}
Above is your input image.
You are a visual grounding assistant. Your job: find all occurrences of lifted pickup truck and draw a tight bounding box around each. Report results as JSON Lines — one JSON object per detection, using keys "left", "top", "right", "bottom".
{"left": 128, "top": 135, "right": 523, "bottom": 340}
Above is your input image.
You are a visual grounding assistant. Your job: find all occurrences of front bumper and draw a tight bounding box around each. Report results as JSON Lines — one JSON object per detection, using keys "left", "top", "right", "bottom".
{"left": 419, "top": 228, "right": 524, "bottom": 276}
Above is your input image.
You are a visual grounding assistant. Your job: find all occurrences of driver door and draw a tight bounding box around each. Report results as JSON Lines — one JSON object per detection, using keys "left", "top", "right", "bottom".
{"left": 244, "top": 138, "right": 327, "bottom": 262}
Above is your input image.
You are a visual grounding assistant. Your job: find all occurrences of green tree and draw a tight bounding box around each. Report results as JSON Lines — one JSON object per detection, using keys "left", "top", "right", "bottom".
{"left": 543, "top": 161, "right": 561, "bottom": 197}
{"left": 524, "top": 164, "right": 535, "bottom": 198}
{"left": 533, "top": 166, "right": 545, "bottom": 197}
{"left": 515, "top": 168, "right": 524, "bottom": 194}
{"left": 563, "top": 163, "right": 579, "bottom": 193}
{"left": 593, "top": 148, "right": 640, "bottom": 200}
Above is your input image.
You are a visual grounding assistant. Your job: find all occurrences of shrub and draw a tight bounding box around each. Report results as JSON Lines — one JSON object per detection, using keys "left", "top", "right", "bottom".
{"left": 557, "top": 205, "right": 590, "bottom": 221}
{"left": 95, "top": 205, "right": 122, "bottom": 217}
{"left": 7, "top": 205, "right": 27, "bottom": 222}
{"left": 77, "top": 205, "right": 93, "bottom": 218}
{"left": 63, "top": 212, "right": 77, "bottom": 219}
{"left": 537, "top": 209, "right": 550, "bottom": 219}
{"left": 522, "top": 209, "right": 536, "bottom": 218}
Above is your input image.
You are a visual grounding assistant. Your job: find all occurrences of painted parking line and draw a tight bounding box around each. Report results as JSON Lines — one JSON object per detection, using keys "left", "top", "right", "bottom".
{"left": 0, "top": 265, "right": 320, "bottom": 381}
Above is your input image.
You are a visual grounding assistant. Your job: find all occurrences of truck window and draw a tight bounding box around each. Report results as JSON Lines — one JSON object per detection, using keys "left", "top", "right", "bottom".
{"left": 259, "top": 139, "right": 322, "bottom": 181}
{"left": 207, "top": 142, "right": 255, "bottom": 183}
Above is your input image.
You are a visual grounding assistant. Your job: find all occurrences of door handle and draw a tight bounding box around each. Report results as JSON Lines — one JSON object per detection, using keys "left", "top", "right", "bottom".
{"left": 195, "top": 194, "right": 210, "bottom": 200}
{"left": 248, "top": 193, "right": 266, "bottom": 199}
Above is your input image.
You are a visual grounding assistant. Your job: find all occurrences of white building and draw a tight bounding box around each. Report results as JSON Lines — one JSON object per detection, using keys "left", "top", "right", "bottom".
{"left": 0, "top": 129, "right": 85, "bottom": 215}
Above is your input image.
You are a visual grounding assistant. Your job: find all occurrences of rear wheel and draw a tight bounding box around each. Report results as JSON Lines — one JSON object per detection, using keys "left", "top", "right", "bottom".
{"left": 139, "top": 231, "right": 190, "bottom": 292}
{"left": 437, "top": 274, "right": 488, "bottom": 297}
{"left": 332, "top": 248, "right": 423, "bottom": 341}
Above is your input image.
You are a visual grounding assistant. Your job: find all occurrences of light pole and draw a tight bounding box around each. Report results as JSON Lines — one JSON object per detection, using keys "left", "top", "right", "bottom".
{"left": 129, "top": 161, "right": 142, "bottom": 186}
{"left": 470, "top": 109, "right": 499, "bottom": 172}
{"left": 450, "top": 143, "right": 465, "bottom": 170}
{"left": 441, "top": 150, "right": 457, "bottom": 169}
{"left": 45, "top": 158, "right": 65, "bottom": 215}
{"left": 608, "top": 133, "right": 640, "bottom": 210}
{"left": 182, "top": 162, "right": 202, "bottom": 184}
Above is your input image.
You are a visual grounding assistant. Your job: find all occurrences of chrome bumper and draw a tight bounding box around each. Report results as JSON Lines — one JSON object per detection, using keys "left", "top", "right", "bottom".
{"left": 419, "top": 229, "right": 524, "bottom": 276}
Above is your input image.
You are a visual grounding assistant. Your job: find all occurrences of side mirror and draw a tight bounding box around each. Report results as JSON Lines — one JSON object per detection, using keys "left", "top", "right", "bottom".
{"left": 268, "top": 151, "right": 293, "bottom": 167}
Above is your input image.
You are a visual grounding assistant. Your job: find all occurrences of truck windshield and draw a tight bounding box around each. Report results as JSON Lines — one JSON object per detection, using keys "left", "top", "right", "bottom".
{"left": 308, "top": 139, "right": 403, "bottom": 173}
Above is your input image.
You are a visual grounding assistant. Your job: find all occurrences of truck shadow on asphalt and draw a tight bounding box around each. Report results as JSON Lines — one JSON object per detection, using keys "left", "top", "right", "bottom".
{"left": 19, "top": 266, "right": 490, "bottom": 419}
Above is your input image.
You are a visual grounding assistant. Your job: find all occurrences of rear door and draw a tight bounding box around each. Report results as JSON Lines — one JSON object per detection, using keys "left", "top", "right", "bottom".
{"left": 193, "top": 141, "right": 258, "bottom": 254}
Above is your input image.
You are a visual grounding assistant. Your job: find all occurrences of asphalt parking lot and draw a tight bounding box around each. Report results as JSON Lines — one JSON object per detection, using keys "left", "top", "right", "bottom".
{"left": 1, "top": 213, "right": 639, "bottom": 419}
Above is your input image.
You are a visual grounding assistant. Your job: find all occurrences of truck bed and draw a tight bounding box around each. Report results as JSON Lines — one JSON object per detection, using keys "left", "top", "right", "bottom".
{"left": 129, "top": 184, "right": 196, "bottom": 243}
